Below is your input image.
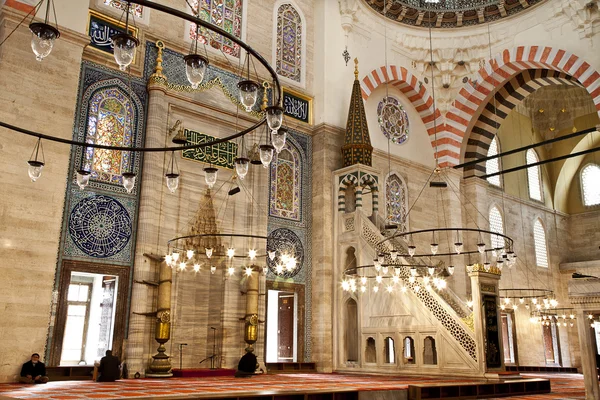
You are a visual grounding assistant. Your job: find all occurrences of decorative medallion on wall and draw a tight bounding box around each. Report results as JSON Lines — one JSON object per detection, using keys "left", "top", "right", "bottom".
{"left": 377, "top": 96, "right": 409, "bottom": 145}
{"left": 266, "top": 228, "right": 304, "bottom": 278}
{"left": 68, "top": 194, "right": 132, "bottom": 258}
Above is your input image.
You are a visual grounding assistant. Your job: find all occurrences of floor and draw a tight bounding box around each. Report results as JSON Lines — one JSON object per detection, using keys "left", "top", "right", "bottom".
{"left": 0, "top": 372, "right": 585, "bottom": 399}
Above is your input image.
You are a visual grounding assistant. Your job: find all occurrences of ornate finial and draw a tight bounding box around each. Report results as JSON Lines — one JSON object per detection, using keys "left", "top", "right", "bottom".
{"left": 261, "top": 81, "right": 271, "bottom": 111}
{"left": 151, "top": 40, "right": 165, "bottom": 79}
{"left": 354, "top": 58, "right": 359, "bottom": 79}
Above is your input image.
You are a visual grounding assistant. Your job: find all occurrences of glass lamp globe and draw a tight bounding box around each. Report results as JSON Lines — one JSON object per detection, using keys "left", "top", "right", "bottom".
{"left": 165, "top": 173, "right": 180, "bottom": 193}
{"left": 483, "top": 262, "right": 491, "bottom": 272}
{"left": 29, "top": 22, "right": 60, "bottom": 61}
{"left": 210, "top": 265, "right": 216, "bottom": 274}
{"left": 428, "top": 267, "right": 435, "bottom": 276}
{"left": 27, "top": 160, "right": 44, "bottom": 182}
{"left": 237, "top": 80, "right": 260, "bottom": 111}
{"left": 265, "top": 106, "right": 284, "bottom": 132}
{"left": 122, "top": 172, "right": 136, "bottom": 194}
{"left": 186, "top": 249, "right": 195, "bottom": 259}
{"left": 227, "top": 248, "right": 235, "bottom": 259}
{"left": 259, "top": 144, "right": 274, "bottom": 168}
{"left": 477, "top": 242, "right": 486, "bottom": 254}
{"left": 164, "top": 254, "right": 173, "bottom": 266}
{"left": 76, "top": 169, "right": 91, "bottom": 190}
{"left": 172, "top": 252, "right": 180, "bottom": 262}
{"left": 268, "top": 250, "right": 276, "bottom": 261}
{"left": 204, "top": 167, "right": 218, "bottom": 188}
{"left": 271, "top": 128, "right": 287, "bottom": 154}
{"left": 377, "top": 254, "right": 385, "bottom": 264}
{"left": 430, "top": 243, "right": 438, "bottom": 255}
{"left": 410, "top": 267, "right": 417, "bottom": 277}
{"left": 234, "top": 157, "right": 250, "bottom": 180}
{"left": 183, "top": 54, "right": 209, "bottom": 89}
{"left": 447, "top": 265, "right": 455, "bottom": 275}
{"left": 382, "top": 266, "right": 388, "bottom": 275}
{"left": 390, "top": 250, "right": 398, "bottom": 261}
{"left": 205, "top": 247, "right": 213, "bottom": 258}
{"left": 111, "top": 33, "right": 139, "bottom": 71}
{"left": 454, "top": 242, "right": 463, "bottom": 254}
{"left": 360, "top": 276, "right": 367, "bottom": 285}
{"left": 408, "top": 245, "right": 416, "bottom": 257}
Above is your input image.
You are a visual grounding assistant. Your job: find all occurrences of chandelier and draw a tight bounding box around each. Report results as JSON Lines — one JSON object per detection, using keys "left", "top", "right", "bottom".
{"left": 0, "top": 0, "right": 286, "bottom": 194}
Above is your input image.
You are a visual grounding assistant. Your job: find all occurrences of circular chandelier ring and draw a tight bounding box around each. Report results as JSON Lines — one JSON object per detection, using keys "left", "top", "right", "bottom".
{"left": 0, "top": 0, "right": 281, "bottom": 153}
{"left": 498, "top": 288, "right": 554, "bottom": 299}
{"left": 168, "top": 233, "right": 270, "bottom": 246}
{"left": 344, "top": 263, "right": 438, "bottom": 278}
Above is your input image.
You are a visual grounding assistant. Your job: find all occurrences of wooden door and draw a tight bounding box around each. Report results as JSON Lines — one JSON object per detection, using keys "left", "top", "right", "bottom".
{"left": 278, "top": 293, "right": 294, "bottom": 361}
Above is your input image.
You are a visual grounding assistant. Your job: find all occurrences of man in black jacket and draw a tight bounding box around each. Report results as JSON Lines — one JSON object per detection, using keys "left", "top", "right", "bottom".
{"left": 97, "top": 350, "right": 121, "bottom": 382}
{"left": 20, "top": 354, "right": 49, "bottom": 384}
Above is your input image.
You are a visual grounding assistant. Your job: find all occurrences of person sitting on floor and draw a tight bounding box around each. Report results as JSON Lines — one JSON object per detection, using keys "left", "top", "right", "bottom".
{"left": 235, "top": 351, "right": 258, "bottom": 378}
{"left": 97, "top": 350, "right": 121, "bottom": 382}
{"left": 20, "top": 353, "right": 49, "bottom": 384}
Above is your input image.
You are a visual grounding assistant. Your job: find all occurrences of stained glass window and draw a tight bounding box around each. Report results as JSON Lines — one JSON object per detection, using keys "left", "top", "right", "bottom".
{"left": 489, "top": 206, "right": 504, "bottom": 250}
{"left": 276, "top": 3, "right": 302, "bottom": 83}
{"left": 103, "top": 0, "right": 143, "bottom": 18}
{"left": 84, "top": 88, "right": 134, "bottom": 185}
{"left": 533, "top": 219, "right": 548, "bottom": 268}
{"left": 486, "top": 136, "right": 501, "bottom": 187}
{"left": 270, "top": 144, "right": 301, "bottom": 221}
{"left": 189, "top": 0, "right": 243, "bottom": 58}
{"left": 526, "top": 149, "right": 542, "bottom": 201}
{"left": 581, "top": 164, "right": 600, "bottom": 206}
{"left": 386, "top": 174, "right": 407, "bottom": 232}
{"left": 377, "top": 96, "right": 409, "bottom": 145}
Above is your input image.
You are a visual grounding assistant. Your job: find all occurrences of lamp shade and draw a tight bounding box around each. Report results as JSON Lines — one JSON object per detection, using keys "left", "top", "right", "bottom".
{"left": 234, "top": 157, "right": 250, "bottom": 180}
{"left": 259, "top": 144, "right": 274, "bottom": 168}
{"left": 122, "top": 172, "right": 136, "bottom": 193}
{"left": 204, "top": 167, "right": 218, "bottom": 188}
{"left": 111, "top": 33, "right": 139, "bottom": 71}
{"left": 165, "top": 173, "right": 180, "bottom": 193}
{"left": 29, "top": 22, "right": 60, "bottom": 61}
{"left": 184, "top": 54, "right": 209, "bottom": 89}
{"left": 271, "top": 128, "right": 287, "bottom": 154}
{"left": 265, "top": 106, "right": 284, "bottom": 132}
{"left": 76, "top": 169, "right": 91, "bottom": 190}
{"left": 237, "top": 80, "right": 260, "bottom": 111}
{"left": 27, "top": 160, "right": 44, "bottom": 182}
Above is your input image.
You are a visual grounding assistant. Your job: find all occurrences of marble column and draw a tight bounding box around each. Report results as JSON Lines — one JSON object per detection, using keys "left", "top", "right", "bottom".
{"left": 575, "top": 308, "right": 600, "bottom": 400}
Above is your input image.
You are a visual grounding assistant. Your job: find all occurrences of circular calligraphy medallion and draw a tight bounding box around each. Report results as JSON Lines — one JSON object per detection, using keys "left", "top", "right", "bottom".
{"left": 69, "top": 195, "right": 132, "bottom": 258}
{"left": 377, "top": 96, "right": 409, "bottom": 145}
{"left": 266, "top": 228, "right": 304, "bottom": 278}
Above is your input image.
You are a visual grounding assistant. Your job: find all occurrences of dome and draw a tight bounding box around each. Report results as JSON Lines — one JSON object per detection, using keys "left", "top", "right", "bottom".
{"left": 363, "top": 0, "right": 546, "bottom": 28}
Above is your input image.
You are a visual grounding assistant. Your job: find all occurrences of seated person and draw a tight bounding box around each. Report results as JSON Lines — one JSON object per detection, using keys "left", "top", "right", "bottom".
{"left": 97, "top": 350, "right": 121, "bottom": 382}
{"left": 235, "top": 351, "right": 258, "bottom": 378}
{"left": 20, "top": 353, "right": 49, "bottom": 384}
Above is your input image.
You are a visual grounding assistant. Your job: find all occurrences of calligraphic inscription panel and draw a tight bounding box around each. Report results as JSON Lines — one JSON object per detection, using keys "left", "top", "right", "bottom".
{"left": 182, "top": 129, "right": 238, "bottom": 170}
{"left": 283, "top": 90, "right": 310, "bottom": 124}
{"left": 483, "top": 294, "right": 502, "bottom": 369}
{"left": 88, "top": 11, "right": 138, "bottom": 55}
{"left": 480, "top": 284, "right": 496, "bottom": 294}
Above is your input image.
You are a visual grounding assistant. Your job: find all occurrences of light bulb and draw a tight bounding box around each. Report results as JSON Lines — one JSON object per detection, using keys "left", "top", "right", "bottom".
{"left": 178, "top": 262, "right": 186, "bottom": 271}
{"left": 447, "top": 266, "right": 454, "bottom": 275}
{"left": 376, "top": 275, "right": 383, "bottom": 284}
{"left": 392, "top": 275, "right": 400, "bottom": 284}
{"left": 205, "top": 248, "right": 213, "bottom": 258}
{"left": 401, "top": 286, "right": 407, "bottom": 293}
{"left": 165, "top": 173, "right": 179, "bottom": 193}
{"left": 382, "top": 266, "right": 388, "bottom": 275}
{"left": 390, "top": 250, "right": 398, "bottom": 261}
{"left": 342, "top": 280, "right": 350, "bottom": 291}
{"left": 408, "top": 276, "right": 415, "bottom": 284}
{"left": 570, "top": 314, "right": 575, "bottom": 319}
{"left": 410, "top": 268, "right": 417, "bottom": 277}
{"left": 227, "top": 248, "right": 235, "bottom": 259}
{"left": 536, "top": 304, "right": 542, "bottom": 310}
{"left": 563, "top": 322, "right": 567, "bottom": 327}
{"left": 430, "top": 243, "right": 438, "bottom": 255}
{"left": 265, "top": 106, "right": 284, "bottom": 131}
{"left": 164, "top": 254, "right": 173, "bottom": 266}
{"left": 500, "top": 304, "right": 506, "bottom": 311}
{"left": 589, "top": 314, "right": 594, "bottom": 319}
{"left": 111, "top": 33, "right": 139, "bottom": 71}
{"left": 276, "top": 264, "right": 284, "bottom": 274}
{"left": 477, "top": 242, "right": 486, "bottom": 254}
{"left": 543, "top": 298, "right": 549, "bottom": 305}
{"left": 193, "top": 264, "right": 201, "bottom": 272}
{"left": 513, "top": 304, "right": 518, "bottom": 310}
{"left": 184, "top": 54, "right": 209, "bottom": 89}
{"left": 27, "top": 160, "right": 44, "bottom": 182}
{"left": 271, "top": 128, "right": 287, "bottom": 154}
{"left": 245, "top": 267, "right": 253, "bottom": 277}
{"left": 467, "top": 300, "right": 473, "bottom": 308}
{"left": 172, "top": 252, "right": 180, "bottom": 262}
{"left": 210, "top": 265, "right": 216, "bottom": 274}
{"left": 268, "top": 250, "right": 276, "bottom": 260}
{"left": 29, "top": 22, "right": 59, "bottom": 61}
{"left": 234, "top": 158, "right": 249, "bottom": 180}
{"left": 248, "top": 249, "right": 257, "bottom": 260}
{"left": 76, "top": 169, "right": 91, "bottom": 190}
{"left": 361, "top": 276, "right": 367, "bottom": 285}
{"left": 438, "top": 279, "right": 447, "bottom": 289}
{"left": 394, "top": 268, "right": 400, "bottom": 276}
{"left": 428, "top": 267, "right": 435, "bottom": 276}
{"left": 532, "top": 298, "right": 538, "bottom": 305}
{"left": 454, "top": 242, "right": 463, "bottom": 254}
{"left": 259, "top": 145, "right": 275, "bottom": 168}
{"left": 550, "top": 299, "right": 558, "bottom": 307}
{"left": 237, "top": 80, "right": 260, "bottom": 111}
{"left": 519, "top": 298, "right": 525, "bottom": 304}
{"left": 408, "top": 245, "right": 416, "bottom": 257}
{"left": 186, "top": 249, "right": 194, "bottom": 259}
{"left": 360, "top": 286, "right": 366, "bottom": 293}
{"left": 386, "top": 285, "right": 393, "bottom": 293}
{"left": 122, "top": 172, "right": 136, "bottom": 193}
{"left": 204, "top": 167, "right": 218, "bottom": 188}
{"left": 423, "top": 276, "right": 430, "bottom": 284}
{"left": 504, "top": 298, "right": 510, "bottom": 304}
{"left": 373, "top": 286, "right": 379, "bottom": 293}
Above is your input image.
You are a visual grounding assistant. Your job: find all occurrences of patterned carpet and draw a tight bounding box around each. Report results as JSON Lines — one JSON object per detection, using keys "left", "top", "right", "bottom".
{"left": 0, "top": 372, "right": 585, "bottom": 399}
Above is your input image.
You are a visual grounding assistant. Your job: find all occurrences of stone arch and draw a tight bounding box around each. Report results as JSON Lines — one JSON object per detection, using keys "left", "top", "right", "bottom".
{"left": 361, "top": 65, "right": 446, "bottom": 164}
{"left": 338, "top": 173, "right": 359, "bottom": 212}
{"left": 359, "top": 173, "right": 379, "bottom": 215}
{"left": 345, "top": 298, "right": 358, "bottom": 362}
{"left": 448, "top": 46, "right": 600, "bottom": 168}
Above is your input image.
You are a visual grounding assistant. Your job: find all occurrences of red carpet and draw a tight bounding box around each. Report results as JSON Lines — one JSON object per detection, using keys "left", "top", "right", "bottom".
{"left": 0, "top": 372, "right": 584, "bottom": 399}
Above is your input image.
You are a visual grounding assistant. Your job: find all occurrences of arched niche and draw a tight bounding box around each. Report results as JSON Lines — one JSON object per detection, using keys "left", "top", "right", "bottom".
{"left": 383, "top": 336, "right": 395, "bottom": 364}
{"left": 365, "top": 337, "right": 376, "bottom": 364}
{"left": 403, "top": 336, "right": 415, "bottom": 365}
{"left": 345, "top": 298, "right": 358, "bottom": 362}
{"left": 423, "top": 336, "right": 437, "bottom": 365}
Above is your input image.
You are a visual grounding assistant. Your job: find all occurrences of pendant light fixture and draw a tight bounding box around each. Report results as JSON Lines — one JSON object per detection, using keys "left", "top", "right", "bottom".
{"left": 122, "top": 148, "right": 136, "bottom": 193}
{"left": 27, "top": 138, "right": 45, "bottom": 182}
{"left": 111, "top": 2, "right": 139, "bottom": 71}
{"left": 29, "top": 0, "right": 60, "bottom": 61}
{"left": 265, "top": 105, "right": 284, "bottom": 133}
{"left": 165, "top": 150, "right": 180, "bottom": 193}
{"left": 184, "top": 6, "right": 209, "bottom": 89}
{"left": 237, "top": 54, "right": 259, "bottom": 111}
{"left": 271, "top": 126, "right": 287, "bottom": 154}
{"left": 76, "top": 145, "right": 91, "bottom": 190}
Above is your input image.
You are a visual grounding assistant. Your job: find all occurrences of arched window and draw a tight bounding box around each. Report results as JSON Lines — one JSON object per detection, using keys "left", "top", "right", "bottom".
{"left": 423, "top": 336, "right": 437, "bottom": 365}
{"left": 489, "top": 206, "right": 504, "bottom": 250}
{"left": 103, "top": 0, "right": 143, "bottom": 18}
{"left": 581, "top": 164, "right": 600, "bottom": 206}
{"left": 403, "top": 337, "right": 415, "bottom": 364}
{"left": 533, "top": 219, "right": 548, "bottom": 268}
{"left": 526, "top": 149, "right": 543, "bottom": 201}
{"left": 189, "top": 0, "right": 243, "bottom": 57}
{"left": 84, "top": 88, "right": 135, "bottom": 185}
{"left": 270, "top": 145, "right": 301, "bottom": 221}
{"left": 386, "top": 174, "right": 408, "bottom": 232}
{"left": 486, "top": 136, "right": 501, "bottom": 187}
{"left": 384, "top": 337, "right": 395, "bottom": 364}
{"left": 275, "top": 3, "right": 303, "bottom": 83}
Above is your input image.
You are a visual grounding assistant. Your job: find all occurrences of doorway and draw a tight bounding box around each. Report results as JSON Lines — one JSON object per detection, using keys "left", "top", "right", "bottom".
{"left": 501, "top": 312, "right": 517, "bottom": 364}
{"left": 266, "top": 290, "right": 297, "bottom": 362}
{"left": 543, "top": 321, "right": 561, "bottom": 366}
{"left": 60, "top": 272, "right": 118, "bottom": 365}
